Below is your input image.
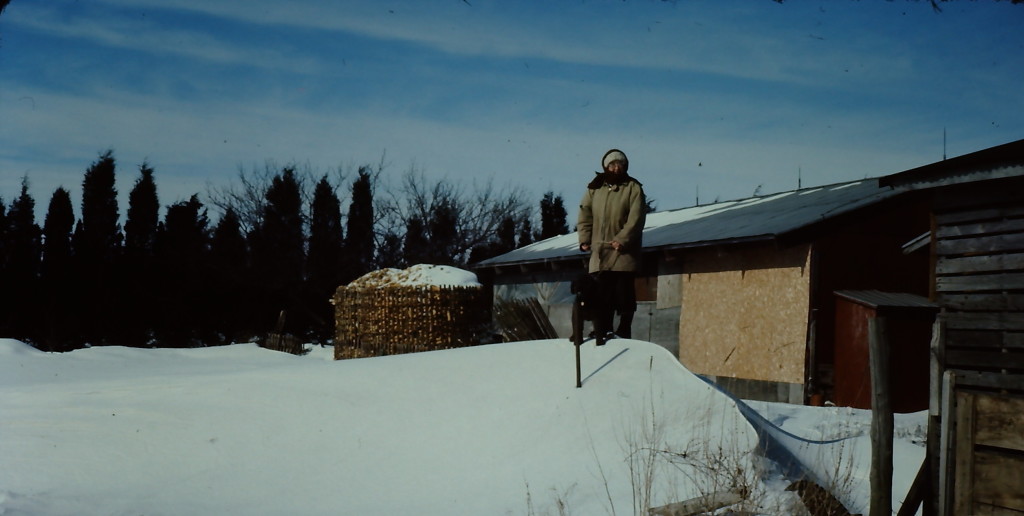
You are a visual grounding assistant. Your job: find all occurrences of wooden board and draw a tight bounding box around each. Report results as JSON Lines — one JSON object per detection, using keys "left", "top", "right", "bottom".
{"left": 937, "top": 273, "right": 1024, "bottom": 293}
{"left": 939, "top": 293, "right": 1024, "bottom": 312}
{"left": 678, "top": 243, "right": 811, "bottom": 384}
{"left": 945, "top": 349, "right": 1024, "bottom": 371}
{"left": 971, "top": 450, "right": 1024, "bottom": 513}
{"left": 936, "top": 233, "right": 1024, "bottom": 257}
{"left": 656, "top": 273, "right": 682, "bottom": 309}
{"left": 937, "top": 252, "right": 1024, "bottom": 276}
{"left": 945, "top": 329, "right": 1024, "bottom": 350}
{"left": 943, "top": 312, "right": 1024, "bottom": 331}
{"left": 973, "top": 394, "right": 1024, "bottom": 452}
{"left": 936, "top": 217, "right": 1024, "bottom": 239}
{"left": 954, "top": 391, "right": 1024, "bottom": 514}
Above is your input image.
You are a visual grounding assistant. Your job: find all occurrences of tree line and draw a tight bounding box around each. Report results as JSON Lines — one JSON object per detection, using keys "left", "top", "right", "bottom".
{"left": 0, "top": 150, "right": 570, "bottom": 351}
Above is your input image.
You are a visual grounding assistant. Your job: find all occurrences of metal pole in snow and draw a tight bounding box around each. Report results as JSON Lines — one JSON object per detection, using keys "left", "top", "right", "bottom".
{"left": 575, "top": 340, "right": 582, "bottom": 388}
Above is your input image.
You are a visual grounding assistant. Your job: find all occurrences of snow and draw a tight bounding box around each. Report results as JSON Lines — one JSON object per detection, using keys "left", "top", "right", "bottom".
{"left": 0, "top": 337, "right": 926, "bottom": 515}
{"left": 347, "top": 264, "right": 481, "bottom": 288}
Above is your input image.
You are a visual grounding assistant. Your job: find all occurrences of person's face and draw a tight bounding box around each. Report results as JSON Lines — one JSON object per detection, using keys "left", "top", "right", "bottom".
{"left": 606, "top": 160, "right": 626, "bottom": 174}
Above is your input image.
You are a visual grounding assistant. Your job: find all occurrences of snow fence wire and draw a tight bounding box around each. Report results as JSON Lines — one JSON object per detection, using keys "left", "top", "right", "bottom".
{"left": 331, "top": 284, "right": 490, "bottom": 359}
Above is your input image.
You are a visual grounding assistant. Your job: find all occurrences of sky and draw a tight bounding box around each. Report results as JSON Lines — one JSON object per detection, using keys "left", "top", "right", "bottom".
{"left": 0, "top": 335, "right": 928, "bottom": 515}
{"left": 2, "top": 0, "right": 1023, "bottom": 224}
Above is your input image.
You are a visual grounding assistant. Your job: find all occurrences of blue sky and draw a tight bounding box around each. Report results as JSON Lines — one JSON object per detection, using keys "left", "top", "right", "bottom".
{"left": 2, "top": 0, "right": 1022, "bottom": 223}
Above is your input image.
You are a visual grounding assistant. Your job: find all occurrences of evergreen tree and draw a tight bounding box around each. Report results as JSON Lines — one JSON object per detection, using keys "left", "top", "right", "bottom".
{"left": 345, "top": 167, "right": 375, "bottom": 281}
{"left": 249, "top": 167, "right": 305, "bottom": 333}
{"left": 78, "top": 150, "right": 122, "bottom": 263}
{"left": 307, "top": 175, "right": 344, "bottom": 342}
{"left": 518, "top": 217, "right": 534, "bottom": 248}
{"left": 498, "top": 216, "right": 517, "bottom": 251}
{"left": 538, "top": 191, "right": 569, "bottom": 240}
{"left": 0, "top": 197, "right": 6, "bottom": 261}
{"left": 120, "top": 163, "right": 160, "bottom": 346}
{"left": 0, "top": 200, "right": 7, "bottom": 339}
{"left": 154, "top": 195, "right": 210, "bottom": 347}
{"left": 124, "top": 163, "right": 159, "bottom": 259}
{"left": 209, "top": 207, "right": 250, "bottom": 343}
{"left": 2, "top": 179, "right": 41, "bottom": 342}
{"left": 75, "top": 150, "right": 122, "bottom": 345}
{"left": 40, "top": 187, "right": 77, "bottom": 351}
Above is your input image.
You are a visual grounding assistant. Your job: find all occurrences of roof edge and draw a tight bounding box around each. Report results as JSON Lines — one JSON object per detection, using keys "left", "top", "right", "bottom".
{"left": 879, "top": 138, "right": 1024, "bottom": 189}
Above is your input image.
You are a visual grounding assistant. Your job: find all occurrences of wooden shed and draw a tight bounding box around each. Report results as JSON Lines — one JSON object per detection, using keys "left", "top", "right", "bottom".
{"left": 832, "top": 290, "right": 937, "bottom": 412}
{"left": 878, "top": 138, "right": 1024, "bottom": 515}
{"left": 474, "top": 178, "right": 931, "bottom": 404}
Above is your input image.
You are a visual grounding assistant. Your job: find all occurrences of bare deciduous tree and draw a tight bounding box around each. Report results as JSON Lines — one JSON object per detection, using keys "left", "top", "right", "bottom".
{"left": 378, "top": 167, "right": 532, "bottom": 267}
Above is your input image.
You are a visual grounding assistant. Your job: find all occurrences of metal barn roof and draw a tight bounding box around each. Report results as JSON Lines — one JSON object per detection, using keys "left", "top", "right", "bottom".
{"left": 474, "top": 178, "right": 904, "bottom": 269}
{"left": 879, "top": 138, "right": 1024, "bottom": 190}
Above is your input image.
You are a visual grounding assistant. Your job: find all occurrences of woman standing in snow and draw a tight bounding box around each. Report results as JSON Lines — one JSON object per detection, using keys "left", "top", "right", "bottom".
{"left": 577, "top": 149, "right": 646, "bottom": 345}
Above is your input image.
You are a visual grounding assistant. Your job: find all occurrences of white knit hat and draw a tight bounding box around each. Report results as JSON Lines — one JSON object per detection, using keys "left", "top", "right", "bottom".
{"left": 602, "top": 149, "right": 628, "bottom": 170}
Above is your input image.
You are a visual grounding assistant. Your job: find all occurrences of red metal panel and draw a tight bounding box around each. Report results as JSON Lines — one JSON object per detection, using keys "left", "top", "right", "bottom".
{"left": 834, "top": 294, "right": 933, "bottom": 412}
{"left": 834, "top": 297, "right": 874, "bottom": 409}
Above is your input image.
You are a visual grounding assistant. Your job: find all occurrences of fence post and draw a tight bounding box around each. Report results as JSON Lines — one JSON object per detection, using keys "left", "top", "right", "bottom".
{"left": 869, "top": 315, "right": 893, "bottom": 516}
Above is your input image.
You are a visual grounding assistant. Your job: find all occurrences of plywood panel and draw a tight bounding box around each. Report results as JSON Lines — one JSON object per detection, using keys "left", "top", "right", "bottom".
{"left": 679, "top": 243, "right": 811, "bottom": 384}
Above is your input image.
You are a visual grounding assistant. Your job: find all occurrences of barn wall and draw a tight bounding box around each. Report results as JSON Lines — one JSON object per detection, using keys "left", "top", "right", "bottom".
{"left": 805, "top": 196, "right": 932, "bottom": 402}
{"left": 678, "top": 242, "right": 812, "bottom": 384}
{"left": 931, "top": 175, "right": 1024, "bottom": 514}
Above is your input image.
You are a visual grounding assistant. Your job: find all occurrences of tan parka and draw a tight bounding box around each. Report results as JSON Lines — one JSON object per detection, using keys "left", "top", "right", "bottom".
{"left": 577, "top": 176, "right": 646, "bottom": 273}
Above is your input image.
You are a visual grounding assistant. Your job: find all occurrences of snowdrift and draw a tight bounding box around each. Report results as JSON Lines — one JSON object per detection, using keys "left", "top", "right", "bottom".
{"left": 0, "top": 337, "right": 925, "bottom": 515}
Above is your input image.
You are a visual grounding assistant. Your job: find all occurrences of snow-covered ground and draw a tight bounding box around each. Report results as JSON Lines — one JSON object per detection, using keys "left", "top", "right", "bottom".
{"left": 0, "top": 336, "right": 926, "bottom": 515}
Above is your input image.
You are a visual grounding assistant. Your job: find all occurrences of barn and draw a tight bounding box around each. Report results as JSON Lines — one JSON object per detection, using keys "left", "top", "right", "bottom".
{"left": 473, "top": 176, "right": 932, "bottom": 404}
{"left": 877, "top": 138, "right": 1024, "bottom": 515}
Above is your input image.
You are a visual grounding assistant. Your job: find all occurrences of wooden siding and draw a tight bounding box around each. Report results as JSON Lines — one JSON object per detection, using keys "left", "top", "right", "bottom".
{"left": 933, "top": 177, "right": 1024, "bottom": 515}
{"left": 953, "top": 391, "right": 1024, "bottom": 514}
{"left": 679, "top": 243, "right": 811, "bottom": 384}
{"left": 934, "top": 181, "right": 1024, "bottom": 377}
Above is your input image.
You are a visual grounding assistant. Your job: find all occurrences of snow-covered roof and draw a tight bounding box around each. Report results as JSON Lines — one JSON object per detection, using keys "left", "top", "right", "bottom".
{"left": 474, "top": 178, "right": 903, "bottom": 269}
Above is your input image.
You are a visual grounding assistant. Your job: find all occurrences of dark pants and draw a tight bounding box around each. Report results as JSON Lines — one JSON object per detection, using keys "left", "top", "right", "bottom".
{"left": 594, "top": 271, "right": 636, "bottom": 339}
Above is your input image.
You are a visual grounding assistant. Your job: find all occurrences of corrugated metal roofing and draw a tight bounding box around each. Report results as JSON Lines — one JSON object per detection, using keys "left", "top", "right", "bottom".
{"left": 474, "top": 178, "right": 904, "bottom": 268}
{"left": 834, "top": 290, "right": 937, "bottom": 310}
{"left": 879, "top": 138, "right": 1024, "bottom": 190}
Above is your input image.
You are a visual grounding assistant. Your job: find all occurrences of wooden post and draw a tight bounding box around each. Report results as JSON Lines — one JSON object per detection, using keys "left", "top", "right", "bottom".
{"left": 938, "top": 371, "right": 957, "bottom": 516}
{"left": 925, "top": 315, "right": 945, "bottom": 516}
{"left": 575, "top": 341, "right": 582, "bottom": 388}
{"left": 869, "top": 315, "right": 893, "bottom": 516}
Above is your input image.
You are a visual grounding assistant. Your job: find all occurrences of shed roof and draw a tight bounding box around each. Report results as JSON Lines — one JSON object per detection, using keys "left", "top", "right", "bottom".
{"left": 834, "top": 290, "right": 937, "bottom": 310}
{"left": 474, "top": 178, "right": 904, "bottom": 269}
{"left": 879, "top": 138, "right": 1024, "bottom": 190}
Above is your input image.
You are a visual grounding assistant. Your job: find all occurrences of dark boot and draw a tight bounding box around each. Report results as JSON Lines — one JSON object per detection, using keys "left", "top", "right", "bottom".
{"left": 594, "top": 307, "right": 613, "bottom": 346}
{"left": 615, "top": 311, "right": 634, "bottom": 339}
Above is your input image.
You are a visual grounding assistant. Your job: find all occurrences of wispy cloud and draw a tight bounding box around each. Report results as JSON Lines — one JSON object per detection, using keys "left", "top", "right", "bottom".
{"left": 83, "top": 0, "right": 895, "bottom": 87}
{"left": 9, "top": 3, "right": 322, "bottom": 74}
